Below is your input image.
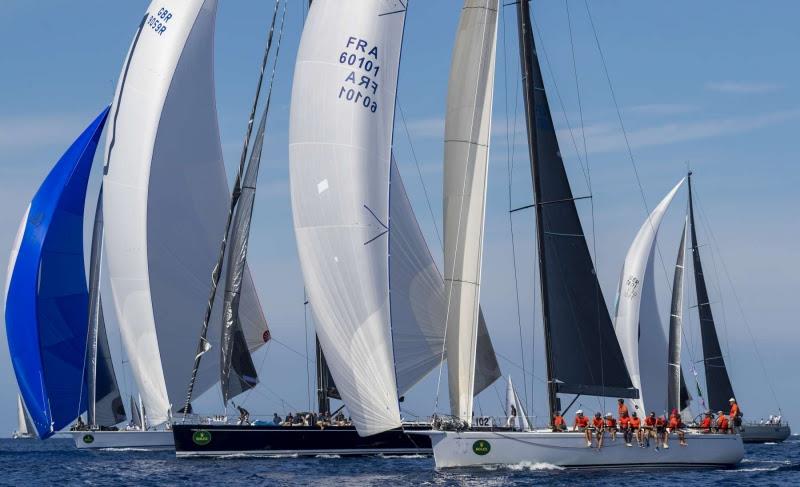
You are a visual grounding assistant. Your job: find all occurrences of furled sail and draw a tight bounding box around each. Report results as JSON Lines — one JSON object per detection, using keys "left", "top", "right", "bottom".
{"left": 4, "top": 108, "right": 108, "bottom": 439}
{"left": 688, "top": 174, "right": 735, "bottom": 413}
{"left": 516, "top": 0, "right": 636, "bottom": 409}
{"left": 289, "top": 0, "right": 407, "bottom": 436}
{"left": 667, "top": 218, "right": 688, "bottom": 413}
{"left": 505, "top": 376, "right": 530, "bottom": 431}
{"left": 389, "top": 159, "right": 501, "bottom": 396}
{"left": 443, "top": 0, "right": 499, "bottom": 423}
{"left": 84, "top": 190, "right": 126, "bottom": 427}
{"left": 130, "top": 396, "right": 144, "bottom": 429}
{"left": 103, "top": 0, "right": 268, "bottom": 424}
{"left": 614, "top": 179, "right": 683, "bottom": 413}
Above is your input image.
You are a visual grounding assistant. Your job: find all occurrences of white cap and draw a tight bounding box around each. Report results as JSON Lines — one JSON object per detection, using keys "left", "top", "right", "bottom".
{"left": 576, "top": 409, "right": 583, "bottom": 415}
{"left": 605, "top": 413, "right": 613, "bottom": 418}
{"left": 729, "top": 397, "right": 736, "bottom": 402}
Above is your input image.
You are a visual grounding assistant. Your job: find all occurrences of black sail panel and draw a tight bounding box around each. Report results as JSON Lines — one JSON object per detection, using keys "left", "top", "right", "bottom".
{"left": 667, "top": 221, "right": 688, "bottom": 413}
{"left": 94, "top": 301, "right": 126, "bottom": 426}
{"left": 688, "top": 175, "right": 735, "bottom": 413}
{"left": 516, "top": 0, "right": 635, "bottom": 403}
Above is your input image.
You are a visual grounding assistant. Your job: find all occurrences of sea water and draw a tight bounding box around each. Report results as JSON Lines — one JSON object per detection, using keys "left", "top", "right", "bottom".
{"left": 1, "top": 437, "right": 798, "bottom": 486}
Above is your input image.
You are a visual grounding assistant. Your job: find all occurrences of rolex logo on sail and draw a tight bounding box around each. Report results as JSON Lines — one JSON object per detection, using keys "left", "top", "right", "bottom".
{"left": 624, "top": 275, "right": 641, "bottom": 298}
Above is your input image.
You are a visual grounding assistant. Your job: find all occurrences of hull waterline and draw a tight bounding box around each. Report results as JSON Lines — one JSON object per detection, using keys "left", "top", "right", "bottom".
{"left": 419, "top": 430, "right": 744, "bottom": 469}
{"left": 71, "top": 430, "right": 174, "bottom": 450}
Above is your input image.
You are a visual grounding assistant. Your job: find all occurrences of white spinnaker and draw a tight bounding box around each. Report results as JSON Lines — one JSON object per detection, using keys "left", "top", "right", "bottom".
{"left": 103, "top": 0, "right": 267, "bottom": 423}
{"left": 505, "top": 376, "right": 530, "bottom": 431}
{"left": 443, "top": 0, "right": 498, "bottom": 422}
{"left": 289, "top": 0, "right": 406, "bottom": 436}
{"left": 614, "top": 179, "right": 684, "bottom": 413}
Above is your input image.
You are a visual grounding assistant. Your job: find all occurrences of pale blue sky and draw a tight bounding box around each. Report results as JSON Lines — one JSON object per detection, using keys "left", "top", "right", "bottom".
{"left": 1, "top": 1, "right": 798, "bottom": 435}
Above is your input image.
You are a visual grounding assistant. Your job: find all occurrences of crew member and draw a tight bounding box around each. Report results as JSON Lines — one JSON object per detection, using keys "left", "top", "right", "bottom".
{"left": 655, "top": 414, "right": 667, "bottom": 448}
{"left": 507, "top": 404, "right": 517, "bottom": 428}
{"left": 716, "top": 410, "right": 729, "bottom": 433}
{"left": 644, "top": 412, "right": 657, "bottom": 447}
{"left": 604, "top": 413, "right": 618, "bottom": 442}
{"left": 668, "top": 409, "right": 687, "bottom": 447}
{"left": 729, "top": 398, "right": 742, "bottom": 432}
{"left": 552, "top": 411, "right": 566, "bottom": 432}
{"left": 592, "top": 412, "right": 605, "bottom": 448}
{"left": 617, "top": 398, "right": 629, "bottom": 419}
{"left": 630, "top": 412, "right": 643, "bottom": 447}
{"left": 699, "top": 411, "right": 713, "bottom": 433}
{"left": 619, "top": 411, "right": 633, "bottom": 446}
{"left": 574, "top": 410, "right": 591, "bottom": 447}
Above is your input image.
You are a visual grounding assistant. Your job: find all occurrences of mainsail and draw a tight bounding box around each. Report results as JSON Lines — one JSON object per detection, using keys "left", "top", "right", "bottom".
{"left": 516, "top": 1, "right": 636, "bottom": 414}
{"left": 103, "top": 0, "right": 268, "bottom": 423}
{"left": 688, "top": 173, "right": 735, "bottom": 413}
{"left": 443, "top": 0, "right": 499, "bottom": 423}
{"left": 667, "top": 218, "right": 689, "bottom": 413}
{"left": 16, "top": 395, "right": 34, "bottom": 437}
{"left": 84, "top": 189, "right": 126, "bottom": 427}
{"left": 4, "top": 108, "right": 108, "bottom": 439}
{"left": 614, "top": 179, "right": 683, "bottom": 413}
{"left": 505, "top": 376, "right": 530, "bottom": 431}
{"left": 289, "top": 0, "right": 407, "bottom": 436}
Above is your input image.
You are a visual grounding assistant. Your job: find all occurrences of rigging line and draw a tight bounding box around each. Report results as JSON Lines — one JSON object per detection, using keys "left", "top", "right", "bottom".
{"left": 396, "top": 103, "right": 442, "bottom": 248}
{"left": 183, "top": 0, "right": 282, "bottom": 417}
{"left": 501, "top": 0, "right": 529, "bottom": 418}
{"left": 693, "top": 189, "right": 782, "bottom": 413}
{"left": 237, "top": 341, "right": 273, "bottom": 409}
{"left": 433, "top": 3, "right": 494, "bottom": 417}
{"left": 582, "top": 0, "right": 674, "bottom": 292}
{"left": 565, "top": 0, "right": 605, "bottom": 411}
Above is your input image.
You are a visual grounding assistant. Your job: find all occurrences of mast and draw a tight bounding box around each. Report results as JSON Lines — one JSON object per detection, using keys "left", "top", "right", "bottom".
{"left": 687, "top": 172, "right": 735, "bottom": 412}
{"left": 515, "top": 0, "right": 637, "bottom": 419}
{"left": 667, "top": 217, "right": 688, "bottom": 413}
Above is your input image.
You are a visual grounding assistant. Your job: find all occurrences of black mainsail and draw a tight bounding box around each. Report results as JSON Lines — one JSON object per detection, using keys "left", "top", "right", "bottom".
{"left": 516, "top": 0, "right": 636, "bottom": 415}
{"left": 84, "top": 189, "right": 126, "bottom": 427}
{"left": 688, "top": 173, "right": 735, "bottom": 413}
{"left": 667, "top": 218, "right": 690, "bottom": 413}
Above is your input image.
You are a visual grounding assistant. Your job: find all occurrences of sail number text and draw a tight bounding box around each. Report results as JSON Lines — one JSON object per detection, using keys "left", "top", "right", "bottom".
{"left": 337, "top": 36, "right": 380, "bottom": 113}
{"left": 147, "top": 7, "right": 174, "bottom": 36}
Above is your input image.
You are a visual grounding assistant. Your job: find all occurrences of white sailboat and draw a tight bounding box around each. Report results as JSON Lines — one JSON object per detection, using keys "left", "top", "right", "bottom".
{"left": 421, "top": 0, "right": 742, "bottom": 469}
{"left": 74, "top": 0, "right": 269, "bottom": 449}
{"left": 12, "top": 395, "right": 35, "bottom": 440}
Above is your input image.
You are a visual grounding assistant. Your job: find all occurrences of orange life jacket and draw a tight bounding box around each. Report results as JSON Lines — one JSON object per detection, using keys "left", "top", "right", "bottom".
{"left": 618, "top": 404, "right": 629, "bottom": 418}
{"left": 655, "top": 417, "right": 666, "bottom": 427}
{"left": 717, "top": 416, "right": 729, "bottom": 430}
{"left": 553, "top": 415, "right": 565, "bottom": 426}
{"left": 730, "top": 403, "right": 740, "bottom": 418}
{"left": 645, "top": 416, "right": 656, "bottom": 427}
{"left": 574, "top": 415, "right": 589, "bottom": 428}
{"left": 592, "top": 417, "right": 604, "bottom": 429}
{"left": 630, "top": 417, "right": 641, "bottom": 428}
{"left": 700, "top": 417, "right": 712, "bottom": 429}
{"left": 605, "top": 418, "right": 616, "bottom": 428}
{"left": 668, "top": 416, "right": 680, "bottom": 429}
{"left": 619, "top": 416, "right": 631, "bottom": 428}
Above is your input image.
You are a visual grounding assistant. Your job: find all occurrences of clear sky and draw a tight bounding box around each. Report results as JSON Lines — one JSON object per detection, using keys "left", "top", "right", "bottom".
{"left": 1, "top": 1, "right": 798, "bottom": 436}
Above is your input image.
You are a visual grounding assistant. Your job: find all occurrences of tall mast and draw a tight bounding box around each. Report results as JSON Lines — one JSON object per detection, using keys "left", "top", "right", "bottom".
{"left": 687, "top": 172, "right": 736, "bottom": 412}
{"left": 515, "top": 0, "right": 556, "bottom": 416}
{"left": 85, "top": 190, "right": 104, "bottom": 427}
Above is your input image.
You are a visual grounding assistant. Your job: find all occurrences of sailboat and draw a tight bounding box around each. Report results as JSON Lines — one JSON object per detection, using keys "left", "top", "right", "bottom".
{"left": 420, "top": 0, "right": 743, "bottom": 468}
{"left": 4, "top": 108, "right": 108, "bottom": 440}
{"left": 89, "top": 0, "right": 270, "bottom": 449}
{"left": 174, "top": 0, "right": 502, "bottom": 457}
{"left": 683, "top": 173, "right": 790, "bottom": 444}
{"left": 12, "top": 395, "right": 35, "bottom": 439}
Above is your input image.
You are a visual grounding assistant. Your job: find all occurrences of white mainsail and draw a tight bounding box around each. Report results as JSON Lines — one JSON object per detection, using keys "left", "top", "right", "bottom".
{"left": 614, "top": 179, "right": 684, "bottom": 413}
{"left": 289, "top": 0, "right": 407, "bottom": 436}
{"left": 103, "top": 0, "right": 268, "bottom": 424}
{"left": 505, "top": 376, "right": 530, "bottom": 431}
{"left": 443, "top": 0, "right": 498, "bottom": 422}
{"left": 16, "top": 395, "right": 30, "bottom": 437}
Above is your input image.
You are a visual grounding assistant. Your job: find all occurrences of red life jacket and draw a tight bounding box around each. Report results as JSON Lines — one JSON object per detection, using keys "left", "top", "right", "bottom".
{"left": 700, "top": 417, "right": 712, "bottom": 429}
{"left": 630, "top": 417, "right": 641, "bottom": 428}
{"left": 645, "top": 416, "right": 656, "bottom": 427}
{"left": 574, "top": 415, "right": 589, "bottom": 428}
{"left": 605, "top": 418, "right": 616, "bottom": 428}
{"left": 619, "top": 416, "right": 631, "bottom": 428}
{"left": 592, "top": 417, "right": 604, "bottom": 429}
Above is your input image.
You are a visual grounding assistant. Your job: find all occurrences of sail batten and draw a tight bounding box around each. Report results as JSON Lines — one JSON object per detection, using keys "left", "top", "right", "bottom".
{"left": 516, "top": 0, "right": 635, "bottom": 412}
{"left": 443, "top": 0, "right": 499, "bottom": 423}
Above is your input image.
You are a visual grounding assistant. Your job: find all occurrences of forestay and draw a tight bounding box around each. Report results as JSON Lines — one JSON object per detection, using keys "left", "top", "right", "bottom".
{"left": 103, "top": 0, "right": 268, "bottom": 424}
{"left": 289, "top": 0, "right": 407, "bottom": 436}
{"left": 614, "top": 179, "right": 683, "bottom": 413}
{"left": 443, "top": 0, "right": 499, "bottom": 423}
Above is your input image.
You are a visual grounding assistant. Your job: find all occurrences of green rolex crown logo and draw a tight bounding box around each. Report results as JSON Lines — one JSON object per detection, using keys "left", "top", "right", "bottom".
{"left": 472, "top": 439, "right": 491, "bottom": 455}
{"left": 82, "top": 434, "right": 94, "bottom": 444}
{"left": 192, "top": 430, "right": 212, "bottom": 446}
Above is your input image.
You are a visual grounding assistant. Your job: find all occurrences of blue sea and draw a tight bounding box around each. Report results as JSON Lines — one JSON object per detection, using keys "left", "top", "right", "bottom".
{"left": 1, "top": 437, "right": 798, "bottom": 486}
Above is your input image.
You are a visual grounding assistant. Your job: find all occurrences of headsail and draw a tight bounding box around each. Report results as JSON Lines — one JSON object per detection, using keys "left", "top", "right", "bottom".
{"left": 103, "top": 0, "right": 268, "bottom": 423}
{"left": 614, "top": 179, "right": 684, "bottom": 413}
{"left": 505, "top": 376, "right": 530, "bottom": 431}
{"left": 289, "top": 0, "right": 407, "bottom": 436}
{"left": 17, "top": 395, "right": 33, "bottom": 437}
{"left": 443, "top": 0, "right": 499, "bottom": 423}
{"left": 5, "top": 108, "right": 108, "bottom": 439}
{"left": 688, "top": 174, "right": 735, "bottom": 413}
{"left": 84, "top": 189, "right": 126, "bottom": 427}
{"left": 516, "top": 0, "right": 636, "bottom": 412}
{"left": 667, "top": 218, "right": 689, "bottom": 413}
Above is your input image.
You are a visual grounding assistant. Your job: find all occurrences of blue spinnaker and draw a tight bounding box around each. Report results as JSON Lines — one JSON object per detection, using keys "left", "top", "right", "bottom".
{"left": 5, "top": 107, "right": 109, "bottom": 439}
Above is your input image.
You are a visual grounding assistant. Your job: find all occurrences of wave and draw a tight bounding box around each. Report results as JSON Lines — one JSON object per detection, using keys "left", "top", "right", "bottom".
{"left": 379, "top": 454, "right": 428, "bottom": 459}
{"left": 99, "top": 448, "right": 152, "bottom": 452}
{"left": 315, "top": 454, "right": 341, "bottom": 459}
{"left": 481, "top": 462, "right": 564, "bottom": 472}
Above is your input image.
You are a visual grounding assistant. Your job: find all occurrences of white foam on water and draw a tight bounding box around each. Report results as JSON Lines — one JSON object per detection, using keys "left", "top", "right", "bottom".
{"left": 725, "top": 466, "right": 782, "bottom": 473}
{"left": 379, "top": 454, "right": 428, "bottom": 459}
{"left": 763, "top": 442, "right": 777, "bottom": 445}
{"left": 506, "top": 462, "right": 565, "bottom": 472}
{"left": 315, "top": 454, "right": 341, "bottom": 459}
{"left": 99, "top": 448, "right": 152, "bottom": 452}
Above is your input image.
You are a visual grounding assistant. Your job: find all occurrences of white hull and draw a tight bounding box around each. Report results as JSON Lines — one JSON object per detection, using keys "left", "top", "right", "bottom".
{"left": 12, "top": 431, "right": 34, "bottom": 440}
{"left": 740, "top": 423, "right": 791, "bottom": 443}
{"left": 422, "top": 430, "right": 743, "bottom": 469}
{"left": 71, "top": 430, "right": 174, "bottom": 450}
